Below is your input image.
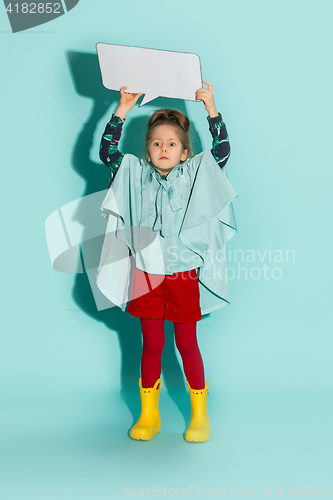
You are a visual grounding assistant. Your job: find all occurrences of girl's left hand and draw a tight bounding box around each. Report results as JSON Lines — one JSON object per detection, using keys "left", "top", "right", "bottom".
{"left": 196, "top": 81, "right": 219, "bottom": 118}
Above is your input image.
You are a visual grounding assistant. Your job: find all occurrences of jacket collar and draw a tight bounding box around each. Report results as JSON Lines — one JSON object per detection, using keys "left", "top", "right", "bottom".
{"left": 148, "top": 162, "right": 184, "bottom": 183}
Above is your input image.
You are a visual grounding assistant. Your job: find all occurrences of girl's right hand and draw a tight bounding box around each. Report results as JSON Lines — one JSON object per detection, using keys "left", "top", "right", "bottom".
{"left": 114, "top": 86, "right": 142, "bottom": 120}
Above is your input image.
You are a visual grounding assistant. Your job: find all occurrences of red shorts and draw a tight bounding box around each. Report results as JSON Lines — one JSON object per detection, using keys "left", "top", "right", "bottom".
{"left": 127, "top": 267, "right": 202, "bottom": 323}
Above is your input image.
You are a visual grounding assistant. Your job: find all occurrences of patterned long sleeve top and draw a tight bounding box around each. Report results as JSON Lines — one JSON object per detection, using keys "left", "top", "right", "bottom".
{"left": 99, "top": 112, "right": 230, "bottom": 176}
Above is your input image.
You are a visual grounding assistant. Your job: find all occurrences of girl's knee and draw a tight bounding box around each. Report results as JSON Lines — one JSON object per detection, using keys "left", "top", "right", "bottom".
{"left": 142, "top": 336, "right": 165, "bottom": 355}
{"left": 175, "top": 334, "right": 199, "bottom": 357}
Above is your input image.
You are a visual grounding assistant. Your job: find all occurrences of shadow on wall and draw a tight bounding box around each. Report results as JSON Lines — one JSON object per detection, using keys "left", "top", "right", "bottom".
{"left": 66, "top": 50, "right": 204, "bottom": 429}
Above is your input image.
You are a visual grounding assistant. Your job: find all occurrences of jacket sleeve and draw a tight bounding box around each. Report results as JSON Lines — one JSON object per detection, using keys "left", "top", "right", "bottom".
{"left": 99, "top": 114, "right": 125, "bottom": 175}
{"left": 208, "top": 113, "right": 231, "bottom": 169}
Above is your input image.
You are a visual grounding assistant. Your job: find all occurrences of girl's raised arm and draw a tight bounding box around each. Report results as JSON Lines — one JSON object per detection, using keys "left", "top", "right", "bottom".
{"left": 208, "top": 114, "right": 230, "bottom": 169}
{"left": 114, "top": 86, "right": 142, "bottom": 120}
{"left": 99, "top": 87, "right": 142, "bottom": 177}
{"left": 196, "top": 81, "right": 231, "bottom": 169}
{"left": 196, "top": 81, "right": 219, "bottom": 118}
{"left": 99, "top": 115, "right": 125, "bottom": 175}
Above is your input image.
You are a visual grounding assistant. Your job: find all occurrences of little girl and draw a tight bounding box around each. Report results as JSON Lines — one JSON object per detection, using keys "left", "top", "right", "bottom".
{"left": 97, "top": 82, "right": 237, "bottom": 443}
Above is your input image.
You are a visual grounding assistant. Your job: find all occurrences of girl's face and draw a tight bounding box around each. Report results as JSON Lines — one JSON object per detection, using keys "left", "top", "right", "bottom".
{"left": 147, "top": 124, "right": 188, "bottom": 176}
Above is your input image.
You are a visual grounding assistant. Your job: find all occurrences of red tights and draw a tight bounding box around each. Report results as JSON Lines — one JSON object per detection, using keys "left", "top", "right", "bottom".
{"left": 140, "top": 318, "right": 205, "bottom": 390}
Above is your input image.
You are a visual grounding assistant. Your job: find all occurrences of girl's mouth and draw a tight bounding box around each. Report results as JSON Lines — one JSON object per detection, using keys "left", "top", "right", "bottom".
{"left": 159, "top": 157, "right": 169, "bottom": 160}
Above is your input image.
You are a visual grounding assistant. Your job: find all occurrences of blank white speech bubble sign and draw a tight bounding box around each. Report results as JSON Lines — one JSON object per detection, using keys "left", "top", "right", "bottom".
{"left": 96, "top": 43, "right": 202, "bottom": 106}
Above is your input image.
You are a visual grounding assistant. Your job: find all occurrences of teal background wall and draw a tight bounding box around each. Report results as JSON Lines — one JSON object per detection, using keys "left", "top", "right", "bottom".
{"left": 1, "top": 0, "right": 332, "bottom": 498}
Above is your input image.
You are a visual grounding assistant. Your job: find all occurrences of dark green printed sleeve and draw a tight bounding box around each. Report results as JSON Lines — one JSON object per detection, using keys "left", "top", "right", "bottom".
{"left": 99, "top": 114, "right": 125, "bottom": 175}
{"left": 208, "top": 113, "right": 231, "bottom": 169}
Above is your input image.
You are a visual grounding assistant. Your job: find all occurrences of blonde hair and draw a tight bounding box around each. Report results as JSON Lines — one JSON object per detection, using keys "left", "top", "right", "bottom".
{"left": 146, "top": 109, "right": 193, "bottom": 159}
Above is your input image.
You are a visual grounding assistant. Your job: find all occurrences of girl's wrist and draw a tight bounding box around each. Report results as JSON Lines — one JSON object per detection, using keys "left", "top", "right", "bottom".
{"left": 207, "top": 106, "right": 219, "bottom": 118}
{"left": 114, "top": 106, "right": 128, "bottom": 120}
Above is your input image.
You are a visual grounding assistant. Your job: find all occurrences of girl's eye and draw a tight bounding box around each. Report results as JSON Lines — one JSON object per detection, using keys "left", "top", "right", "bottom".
{"left": 170, "top": 142, "right": 176, "bottom": 146}
{"left": 153, "top": 142, "right": 160, "bottom": 146}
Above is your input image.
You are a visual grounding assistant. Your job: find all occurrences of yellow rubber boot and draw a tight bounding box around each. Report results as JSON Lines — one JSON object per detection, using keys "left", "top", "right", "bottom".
{"left": 129, "top": 378, "right": 162, "bottom": 441}
{"left": 185, "top": 379, "right": 211, "bottom": 442}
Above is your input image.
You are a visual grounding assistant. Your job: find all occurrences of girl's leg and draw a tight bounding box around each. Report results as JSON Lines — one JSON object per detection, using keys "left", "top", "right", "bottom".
{"left": 175, "top": 321, "right": 210, "bottom": 442}
{"left": 130, "top": 318, "right": 163, "bottom": 441}
{"left": 173, "top": 321, "right": 205, "bottom": 390}
{"left": 140, "top": 318, "right": 165, "bottom": 388}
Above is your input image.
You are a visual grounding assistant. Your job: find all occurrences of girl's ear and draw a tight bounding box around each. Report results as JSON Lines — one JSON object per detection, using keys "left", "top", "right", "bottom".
{"left": 181, "top": 149, "right": 188, "bottom": 161}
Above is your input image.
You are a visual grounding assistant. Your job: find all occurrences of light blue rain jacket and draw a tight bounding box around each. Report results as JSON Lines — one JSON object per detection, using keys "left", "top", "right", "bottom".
{"left": 96, "top": 149, "right": 238, "bottom": 315}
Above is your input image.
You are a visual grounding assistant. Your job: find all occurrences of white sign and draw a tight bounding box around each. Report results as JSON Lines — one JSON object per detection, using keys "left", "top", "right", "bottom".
{"left": 96, "top": 43, "right": 202, "bottom": 106}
